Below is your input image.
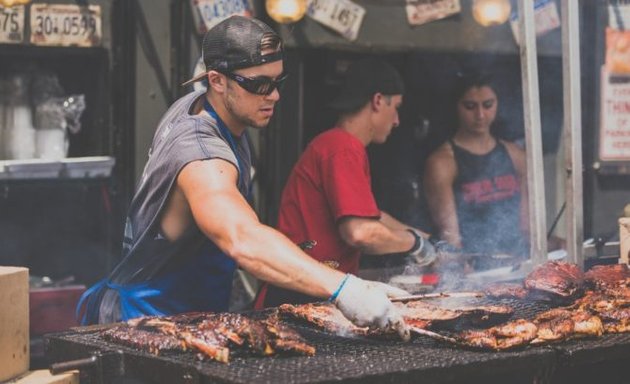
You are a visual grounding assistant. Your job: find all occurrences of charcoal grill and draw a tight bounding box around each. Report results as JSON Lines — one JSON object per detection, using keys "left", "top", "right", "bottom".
{"left": 45, "top": 299, "right": 630, "bottom": 384}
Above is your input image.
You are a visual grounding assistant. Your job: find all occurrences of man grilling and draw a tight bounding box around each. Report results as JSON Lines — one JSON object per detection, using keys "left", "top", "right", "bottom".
{"left": 77, "top": 16, "right": 410, "bottom": 341}
{"left": 255, "top": 58, "right": 439, "bottom": 308}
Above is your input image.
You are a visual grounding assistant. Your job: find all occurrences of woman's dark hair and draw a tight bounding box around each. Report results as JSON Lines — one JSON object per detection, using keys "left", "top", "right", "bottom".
{"left": 451, "top": 70, "right": 498, "bottom": 106}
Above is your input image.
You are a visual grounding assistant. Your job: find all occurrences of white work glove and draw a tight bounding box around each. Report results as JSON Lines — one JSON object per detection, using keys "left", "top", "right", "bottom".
{"left": 407, "top": 229, "right": 438, "bottom": 267}
{"left": 333, "top": 274, "right": 411, "bottom": 341}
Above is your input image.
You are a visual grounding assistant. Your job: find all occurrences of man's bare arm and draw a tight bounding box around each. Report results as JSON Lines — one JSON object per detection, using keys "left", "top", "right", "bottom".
{"left": 338, "top": 216, "right": 415, "bottom": 256}
{"left": 178, "top": 158, "right": 345, "bottom": 298}
{"left": 380, "top": 211, "right": 430, "bottom": 237}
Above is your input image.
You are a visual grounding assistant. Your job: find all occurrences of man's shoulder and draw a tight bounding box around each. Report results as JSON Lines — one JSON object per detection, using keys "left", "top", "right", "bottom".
{"left": 310, "top": 128, "right": 361, "bottom": 152}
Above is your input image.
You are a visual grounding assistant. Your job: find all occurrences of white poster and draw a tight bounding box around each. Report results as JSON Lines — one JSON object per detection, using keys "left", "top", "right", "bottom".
{"left": 405, "top": 0, "right": 460, "bottom": 26}
{"left": 599, "top": 67, "right": 630, "bottom": 161}
{"left": 509, "top": 0, "right": 560, "bottom": 46}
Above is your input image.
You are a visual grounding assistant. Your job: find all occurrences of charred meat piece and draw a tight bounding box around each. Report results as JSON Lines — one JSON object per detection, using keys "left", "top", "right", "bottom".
{"left": 407, "top": 298, "right": 514, "bottom": 328}
{"left": 112, "top": 316, "right": 232, "bottom": 362}
{"left": 531, "top": 309, "right": 603, "bottom": 344}
{"left": 176, "top": 326, "right": 231, "bottom": 363}
{"left": 264, "top": 315, "right": 316, "bottom": 356}
{"left": 524, "top": 261, "right": 584, "bottom": 303}
{"left": 105, "top": 311, "right": 315, "bottom": 363}
{"left": 585, "top": 264, "right": 630, "bottom": 289}
{"left": 458, "top": 319, "right": 538, "bottom": 350}
{"left": 484, "top": 283, "right": 529, "bottom": 300}
{"left": 102, "top": 325, "right": 186, "bottom": 355}
{"left": 603, "top": 319, "right": 630, "bottom": 333}
{"left": 396, "top": 301, "right": 461, "bottom": 321}
{"left": 199, "top": 313, "right": 274, "bottom": 356}
{"left": 454, "top": 304, "right": 514, "bottom": 327}
{"left": 279, "top": 303, "right": 370, "bottom": 336}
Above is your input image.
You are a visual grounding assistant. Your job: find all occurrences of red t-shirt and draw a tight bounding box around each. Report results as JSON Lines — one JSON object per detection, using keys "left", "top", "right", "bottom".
{"left": 278, "top": 127, "right": 381, "bottom": 273}
{"left": 254, "top": 128, "right": 381, "bottom": 309}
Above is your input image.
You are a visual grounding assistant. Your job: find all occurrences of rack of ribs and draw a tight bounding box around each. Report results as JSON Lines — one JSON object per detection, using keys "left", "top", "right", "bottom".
{"left": 483, "top": 283, "right": 529, "bottom": 300}
{"left": 524, "top": 261, "right": 584, "bottom": 303}
{"left": 585, "top": 264, "right": 630, "bottom": 289}
{"left": 102, "top": 312, "right": 315, "bottom": 363}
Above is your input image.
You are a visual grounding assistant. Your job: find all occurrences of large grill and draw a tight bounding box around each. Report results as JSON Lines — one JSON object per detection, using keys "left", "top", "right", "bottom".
{"left": 45, "top": 299, "right": 630, "bottom": 383}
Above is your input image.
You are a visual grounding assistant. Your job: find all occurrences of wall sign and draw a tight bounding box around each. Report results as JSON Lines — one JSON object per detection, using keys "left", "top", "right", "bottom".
{"left": 307, "top": 0, "right": 365, "bottom": 41}
{"left": 405, "top": 0, "right": 460, "bottom": 26}
{"left": 509, "top": 0, "right": 560, "bottom": 46}
{"left": 30, "top": 3, "right": 101, "bottom": 47}
{"left": 190, "top": 0, "right": 251, "bottom": 35}
{"left": 0, "top": 5, "right": 24, "bottom": 44}
{"left": 599, "top": 67, "right": 630, "bottom": 162}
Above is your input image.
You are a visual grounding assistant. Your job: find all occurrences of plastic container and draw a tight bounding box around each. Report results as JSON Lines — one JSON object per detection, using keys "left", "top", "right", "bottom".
{"left": 61, "top": 156, "right": 115, "bottom": 178}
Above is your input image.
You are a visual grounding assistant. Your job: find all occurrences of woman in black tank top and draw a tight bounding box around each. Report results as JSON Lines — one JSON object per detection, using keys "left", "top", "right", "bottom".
{"left": 424, "top": 71, "right": 529, "bottom": 269}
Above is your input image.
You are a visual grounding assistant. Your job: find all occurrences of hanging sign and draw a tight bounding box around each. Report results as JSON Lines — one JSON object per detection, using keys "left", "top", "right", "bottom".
{"left": 307, "top": 0, "right": 366, "bottom": 41}
{"left": 0, "top": 5, "right": 24, "bottom": 44}
{"left": 599, "top": 67, "right": 630, "bottom": 161}
{"left": 509, "top": 0, "right": 560, "bottom": 46}
{"left": 30, "top": 3, "right": 101, "bottom": 47}
{"left": 606, "top": 28, "right": 630, "bottom": 75}
{"left": 405, "top": 0, "right": 460, "bottom": 26}
{"left": 190, "top": 0, "right": 252, "bottom": 35}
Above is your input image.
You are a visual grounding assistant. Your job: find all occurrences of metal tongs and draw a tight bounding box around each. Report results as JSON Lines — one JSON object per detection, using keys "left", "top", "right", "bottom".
{"left": 409, "top": 326, "right": 458, "bottom": 344}
{"left": 391, "top": 291, "right": 484, "bottom": 302}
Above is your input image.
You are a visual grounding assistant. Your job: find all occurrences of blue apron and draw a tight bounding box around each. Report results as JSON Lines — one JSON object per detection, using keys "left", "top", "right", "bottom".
{"left": 77, "top": 99, "right": 249, "bottom": 324}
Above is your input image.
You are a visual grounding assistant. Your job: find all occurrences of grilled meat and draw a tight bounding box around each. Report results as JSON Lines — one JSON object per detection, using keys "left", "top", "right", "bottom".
{"left": 279, "top": 303, "right": 371, "bottom": 336}
{"left": 396, "top": 301, "right": 460, "bottom": 321}
{"left": 584, "top": 264, "right": 630, "bottom": 289}
{"left": 458, "top": 319, "right": 538, "bottom": 350}
{"left": 264, "top": 315, "right": 316, "bottom": 356}
{"left": 102, "top": 325, "right": 187, "bottom": 355}
{"left": 524, "top": 261, "right": 584, "bottom": 303}
{"left": 103, "top": 312, "right": 314, "bottom": 363}
{"left": 484, "top": 283, "right": 528, "bottom": 300}
{"left": 531, "top": 308, "right": 603, "bottom": 344}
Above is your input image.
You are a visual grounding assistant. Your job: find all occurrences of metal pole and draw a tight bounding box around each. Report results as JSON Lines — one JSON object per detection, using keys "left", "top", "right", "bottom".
{"left": 561, "top": 0, "right": 584, "bottom": 267}
{"left": 518, "top": 0, "right": 548, "bottom": 266}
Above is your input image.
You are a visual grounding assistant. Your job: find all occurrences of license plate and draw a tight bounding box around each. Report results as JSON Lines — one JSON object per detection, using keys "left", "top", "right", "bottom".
{"left": 30, "top": 3, "right": 102, "bottom": 47}
{"left": 405, "top": 0, "right": 461, "bottom": 26}
{"left": 190, "top": 0, "right": 251, "bottom": 35}
{"left": 0, "top": 5, "right": 25, "bottom": 44}
{"left": 307, "top": 0, "right": 365, "bottom": 41}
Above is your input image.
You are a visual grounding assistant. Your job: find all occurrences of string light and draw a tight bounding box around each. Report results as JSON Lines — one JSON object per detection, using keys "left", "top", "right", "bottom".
{"left": 0, "top": 0, "right": 32, "bottom": 6}
{"left": 472, "top": 0, "right": 512, "bottom": 27}
{"left": 266, "top": 0, "right": 307, "bottom": 24}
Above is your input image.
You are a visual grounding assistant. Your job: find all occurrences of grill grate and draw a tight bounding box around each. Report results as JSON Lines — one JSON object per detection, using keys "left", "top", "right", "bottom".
{"left": 45, "top": 299, "right": 630, "bottom": 384}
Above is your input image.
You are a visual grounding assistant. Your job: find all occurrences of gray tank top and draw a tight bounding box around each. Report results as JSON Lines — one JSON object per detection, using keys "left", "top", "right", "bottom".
{"left": 98, "top": 91, "right": 252, "bottom": 322}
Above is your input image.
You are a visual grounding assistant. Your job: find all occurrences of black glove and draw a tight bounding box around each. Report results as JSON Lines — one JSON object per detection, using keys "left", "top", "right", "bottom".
{"left": 406, "top": 229, "right": 438, "bottom": 267}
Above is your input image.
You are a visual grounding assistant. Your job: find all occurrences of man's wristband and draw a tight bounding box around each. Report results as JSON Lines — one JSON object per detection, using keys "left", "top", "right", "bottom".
{"left": 329, "top": 274, "right": 350, "bottom": 302}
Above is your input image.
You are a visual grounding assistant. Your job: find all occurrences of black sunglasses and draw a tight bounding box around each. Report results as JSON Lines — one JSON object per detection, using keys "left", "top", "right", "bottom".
{"left": 221, "top": 71, "right": 288, "bottom": 95}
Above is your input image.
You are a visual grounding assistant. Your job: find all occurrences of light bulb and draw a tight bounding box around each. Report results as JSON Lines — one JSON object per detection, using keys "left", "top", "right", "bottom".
{"left": 266, "top": 0, "right": 307, "bottom": 24}
{"left": 472, "top": 0, "right": 511, "bottom": 27}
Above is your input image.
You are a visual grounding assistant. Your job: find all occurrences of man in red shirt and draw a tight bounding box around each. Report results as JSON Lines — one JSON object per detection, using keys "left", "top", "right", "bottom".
{"left": 255, "top": 59, "right": 437, "bottom": 308}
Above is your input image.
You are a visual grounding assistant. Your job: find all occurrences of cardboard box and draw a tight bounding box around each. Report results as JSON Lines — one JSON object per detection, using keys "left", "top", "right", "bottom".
{"left": 0, "top": 267, "right": 29, "bottom": 382}
{"left": 30, "top": 286, "right": 86, "bottom": 336}
{"left": 7, "top": 370, "right": 79, "bottom": 384}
